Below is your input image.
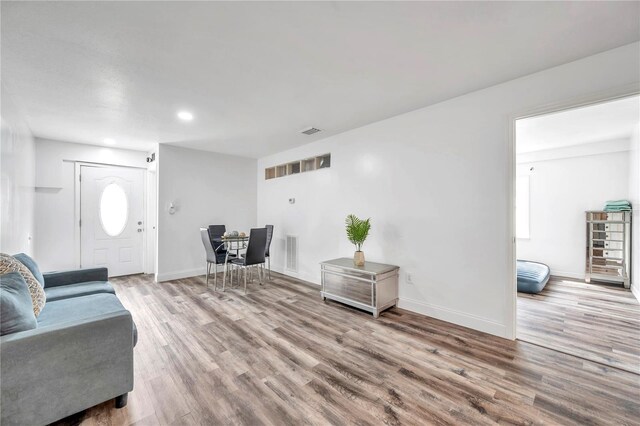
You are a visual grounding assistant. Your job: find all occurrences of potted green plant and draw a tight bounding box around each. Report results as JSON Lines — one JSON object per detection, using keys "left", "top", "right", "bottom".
{"left": 345, "top": 214, "right": 371, "bottom": 266}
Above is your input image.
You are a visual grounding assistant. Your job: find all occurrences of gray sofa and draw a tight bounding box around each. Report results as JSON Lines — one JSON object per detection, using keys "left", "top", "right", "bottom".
{"left": 0, "top": 263, "right": 137, "bottom": 426}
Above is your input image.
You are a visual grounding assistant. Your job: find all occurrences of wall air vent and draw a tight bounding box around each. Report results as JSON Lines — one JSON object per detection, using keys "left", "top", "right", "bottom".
{"left": 286, "top": 235, "right": 298, "bottom": 272}
{"left": 301, "top": 127, "right": 321, "bottom": 135}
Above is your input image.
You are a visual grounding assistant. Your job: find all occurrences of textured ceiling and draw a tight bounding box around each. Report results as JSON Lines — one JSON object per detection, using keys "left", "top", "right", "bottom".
{"left": 2, "top": 1, "right": 639, "bottom": 156}
{"left": 517, "top": 96, "right": 640, "bottom": 153}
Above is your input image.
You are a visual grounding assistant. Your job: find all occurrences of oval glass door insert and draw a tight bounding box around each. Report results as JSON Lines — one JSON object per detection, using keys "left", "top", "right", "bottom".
{"left": 100, "top": 183, "right": 128, "bottom": 236}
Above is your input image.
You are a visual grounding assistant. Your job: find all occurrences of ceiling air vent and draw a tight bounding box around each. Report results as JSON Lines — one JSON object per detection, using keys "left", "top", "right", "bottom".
{"left": 301, "top": 127, "right": 321, "bottom": 135}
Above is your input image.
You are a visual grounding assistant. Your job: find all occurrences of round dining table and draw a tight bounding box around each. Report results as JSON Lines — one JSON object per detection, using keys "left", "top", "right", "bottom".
{"left": 219, "top": 235, "right": 248, "bottom": 257}
{"left": 213, "top": 235, "right": 249, "bottom": 289}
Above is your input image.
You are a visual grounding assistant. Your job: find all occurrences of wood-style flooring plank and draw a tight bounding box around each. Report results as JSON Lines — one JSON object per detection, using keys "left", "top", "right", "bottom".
{"left": 51, "top": 272, "right": 639, "bottom": 426}
{"left": 518, "top": 276, "right": 640, "bottom": 374}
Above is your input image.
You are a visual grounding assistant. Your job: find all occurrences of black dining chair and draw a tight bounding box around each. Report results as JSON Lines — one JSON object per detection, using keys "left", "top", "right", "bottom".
{"left": 207, "top": 226, "right": 229, "bottom": 256}
{"left": 208, "top": 224, "right": 227, "bottom": 253}
{"left": 208, "top": 224, "right": 226, "bottom": 240}
{"left": 199, "top": 228, "right": 228, "bottom": 290}
{"left": 241, "top": 224, "right": 274, "bottom": 280}
{"left": 229, "top": 228, "right": 267, "bottom": 293}
{"left": 265, "top": 225, "right": 274, "bottom": 279}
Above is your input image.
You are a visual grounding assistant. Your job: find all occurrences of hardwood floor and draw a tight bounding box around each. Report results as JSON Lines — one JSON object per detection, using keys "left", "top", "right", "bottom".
{"left": 54, "top": 272, "right": 639, "bottom": 426}
{"left": 518, "top": 276, "right": 640, "bottom": 374}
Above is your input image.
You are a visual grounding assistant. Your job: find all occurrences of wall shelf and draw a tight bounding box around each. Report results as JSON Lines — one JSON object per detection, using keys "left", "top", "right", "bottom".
{"left": 287, "top": 161, "right": 301, "bottom": 175}
{"left": 301, "top": 158, "right": 316, "bottom": 173}
{"left": 264, "top": 153, "right": 331, "bottom": 181}
{"left": 265, "top": 168, "right": 276, "bottom": 180}
{"left": 276, "top": 165, "right": 287, "bottom": 178}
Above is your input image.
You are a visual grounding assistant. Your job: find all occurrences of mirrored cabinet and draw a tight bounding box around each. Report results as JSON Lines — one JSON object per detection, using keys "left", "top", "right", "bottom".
{"left": 586, "top": 211, "right": 631, "bottom": 288}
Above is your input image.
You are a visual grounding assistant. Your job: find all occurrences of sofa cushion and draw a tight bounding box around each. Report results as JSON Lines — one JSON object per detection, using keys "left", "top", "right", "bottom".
{"left": 44, "top": 281, "right": 115, "bottom": 302}
{"left": 1, "top": 272, "right": 38, "bottom": 336}
{"left": 0, "top": 253, "right": 46, "bottom": 316}
{"left": 37, "top": 293, "right": 137, "bottom": 346}
{"left": 38, "top": 293, "right": 125, "bottom": 327}
{"left": 13, "top": 253, "right": 45, "bottom": 288}
{"left": 43, "top": 268, "right": 108, "bottom": 288}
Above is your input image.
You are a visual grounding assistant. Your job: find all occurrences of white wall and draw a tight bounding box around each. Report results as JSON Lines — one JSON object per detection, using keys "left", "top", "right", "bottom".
{"left": 257, "top": 42, "right": 640, "bottom": 338}
{"left": 34, "top": 138, "right": 148, "bottom": 271}
{"left": 145, "top": 149, "right": 158, "bottom": 275}
{"left": 156, "top": 144, "right": 257, "bottom": 281}
{"left": 629, "top": 125, "right": 640, "bottom": 300}
{"left": 517, "top": 146, "right": 630, "bottom": 279}
{"left": 0, "top": 88, "right": 36, "bottom": 255}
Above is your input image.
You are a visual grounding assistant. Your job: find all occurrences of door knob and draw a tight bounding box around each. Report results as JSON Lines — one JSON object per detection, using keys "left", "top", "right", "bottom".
{"left": 138, "top": 229, "right": 143, "bottom": 233}
{"left": 138, "top": 221, "right": 143, "bottom": 225}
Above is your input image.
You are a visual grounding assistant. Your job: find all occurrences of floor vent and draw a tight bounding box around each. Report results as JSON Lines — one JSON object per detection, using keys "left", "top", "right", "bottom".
{"left": 286, "top": 235, "right": 298, "bottom": 272}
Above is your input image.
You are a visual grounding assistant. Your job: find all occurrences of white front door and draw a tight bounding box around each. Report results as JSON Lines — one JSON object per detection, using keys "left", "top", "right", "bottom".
{"left": 80, "top": 165, "right": 145, "bottom": 277}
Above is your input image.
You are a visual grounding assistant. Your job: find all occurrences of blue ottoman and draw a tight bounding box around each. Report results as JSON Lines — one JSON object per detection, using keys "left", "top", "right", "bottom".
{"left": 517, "top": 260, "right": 550, "bottom": 294}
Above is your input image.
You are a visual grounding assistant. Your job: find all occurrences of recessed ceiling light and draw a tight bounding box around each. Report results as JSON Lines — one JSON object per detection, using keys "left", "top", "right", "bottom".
{"left": 177, "top": 111, "right": 194, "bottom": 121}
{"left": 103, "top": 138, "right": 116, "bottom": 145}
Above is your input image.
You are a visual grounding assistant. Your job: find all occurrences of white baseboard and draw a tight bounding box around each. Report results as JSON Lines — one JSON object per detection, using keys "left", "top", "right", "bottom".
{"left": 632, "top": 284, "right": 640, "bottom": 303}
{"left": 156, "top": 264, "right": 315, "bottom": 284}
{"left": 156, "top": 267, "right": 206, "bottom": 282}
{"left": 397, "top": 297, "right": 508, "bottom": 338}
{"left": 271, "top": 266, "right": 320, "bottom": 286}
{"left": 273, "top": 268, "right": 506, "bottom": 338}
{"left": 550, "top": 270, "right": 585, "bottom": 280}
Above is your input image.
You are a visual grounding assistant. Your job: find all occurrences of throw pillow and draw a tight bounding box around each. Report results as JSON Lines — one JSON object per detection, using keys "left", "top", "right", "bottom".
{"left": 14, "top": 252, "right": 45, "bottom": 288}
{"left": 0, "top": 272, "right": 38, "bottom": 335}
{"left": 0, "top": 253, "right": 46, "bottom": 316}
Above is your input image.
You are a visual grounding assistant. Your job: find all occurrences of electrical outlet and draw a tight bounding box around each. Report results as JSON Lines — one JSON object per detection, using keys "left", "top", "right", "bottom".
{"left": 406, "top": 273, "right": 413, "bottom": 284}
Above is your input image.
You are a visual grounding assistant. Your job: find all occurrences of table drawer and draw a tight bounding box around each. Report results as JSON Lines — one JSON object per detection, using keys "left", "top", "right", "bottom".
{"left": 322, "top": 270, "right": 373, "bottom": 306}
{"left": 590, "top": 257, "right": 624, "bottom": 268}
{"left": 591, "top": 248, "right": 624, "bottom": 260}
{"left": 592, "top": 223, "right": 625, "bottom": 233}
{"left": 593, "top": 240, "right": 624, "bottom": 250}
{"left": 590, "top": 265, "right": 625, "bottom": 277}
{"left": 592, "top": 230, "right": 624, "bottom": 241}
{"left": 588, "top": 212, "right": 629, "bottom": 222}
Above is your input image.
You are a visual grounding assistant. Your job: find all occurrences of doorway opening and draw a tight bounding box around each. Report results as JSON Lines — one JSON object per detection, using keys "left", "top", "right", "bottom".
{"left": 79, "top": 164, "right": 147, "bottom": 277}
{"left": 514, "top": 95, "right": 640, "bottom": 374}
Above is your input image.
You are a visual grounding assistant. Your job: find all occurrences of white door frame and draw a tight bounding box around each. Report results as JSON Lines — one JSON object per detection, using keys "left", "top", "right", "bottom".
{"left": 74, "top": 161, "right": 152, "bottom": 273}
{"left": 506, "top": 83, "right": 640, "bottom": 340}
